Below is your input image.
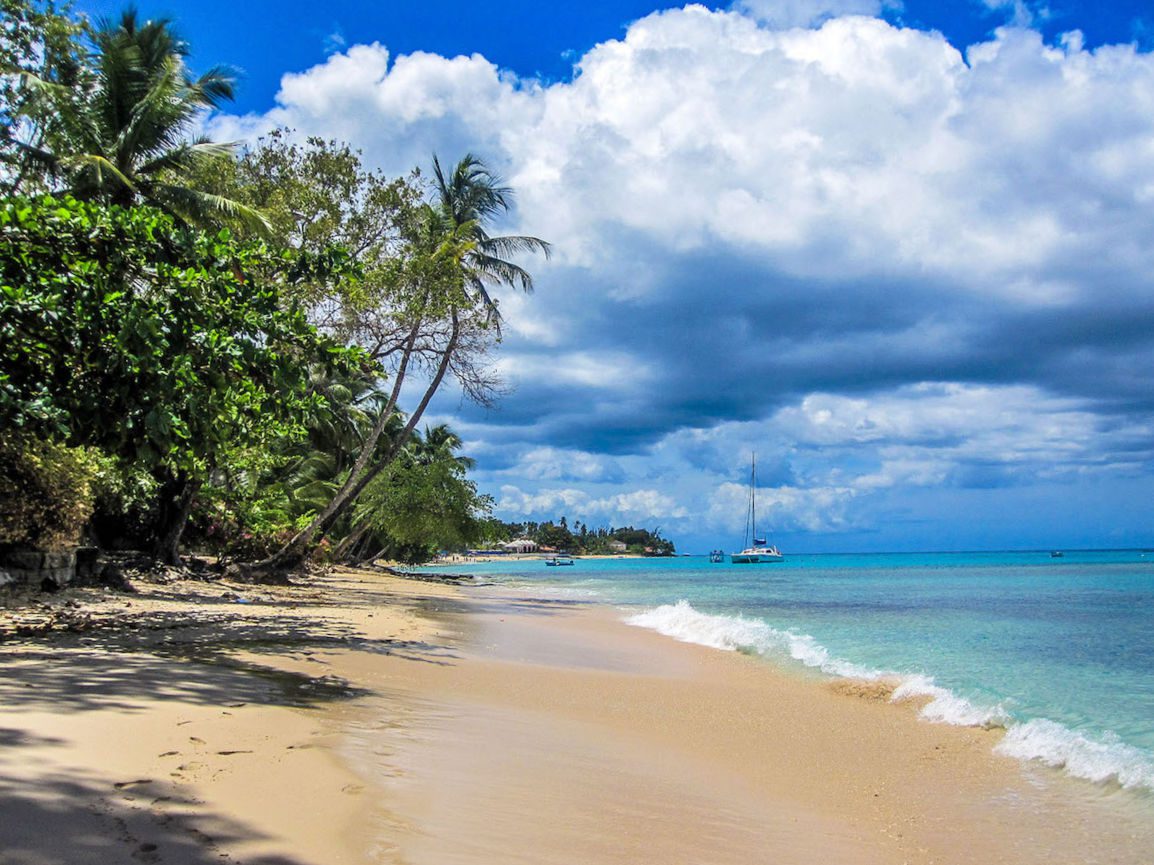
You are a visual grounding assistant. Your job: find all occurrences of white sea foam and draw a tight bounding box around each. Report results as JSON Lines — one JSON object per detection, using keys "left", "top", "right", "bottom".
{"left": 996, "top": 719, "right": 1154, "bottom": 791}
{"left": 625, "top": 600, "right": 873, "bottom": 679}
{"left": 891, "top": 675, "right": 1009, "bottom": 729}
{"left": 625, "top": 601, "right": 1154, "bottom": 793}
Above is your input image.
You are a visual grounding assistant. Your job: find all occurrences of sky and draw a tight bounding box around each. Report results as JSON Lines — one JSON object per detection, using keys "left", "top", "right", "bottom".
{"left": 70, "top": 0, "right": 1154, "bottom": 553}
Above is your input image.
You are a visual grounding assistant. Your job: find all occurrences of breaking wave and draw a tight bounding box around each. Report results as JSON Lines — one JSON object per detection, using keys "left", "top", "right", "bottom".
{"left": 624, "top": 600, "right": 1154, "bottom": 792}
{"left": 996, "top": 719, "right": 1154, "bottom": 791}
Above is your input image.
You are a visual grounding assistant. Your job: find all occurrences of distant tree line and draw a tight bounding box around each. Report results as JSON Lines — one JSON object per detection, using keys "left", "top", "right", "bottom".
{"left": 480, "top": 518, "right": 676, "bottom": 557}
{"left": 0, "top": 2, "right": 546, "bottom": 575}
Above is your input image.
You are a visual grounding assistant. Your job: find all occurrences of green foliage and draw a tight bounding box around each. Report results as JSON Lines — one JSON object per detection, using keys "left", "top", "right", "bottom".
{"left": 188, "top": 457, "right": 311, "bottom": 561}
{"left": 10, "top": 8, "right": 266, "bottom": 231}
{"left": 482, "top": 518, "right": 676, "bottom": 556}
{"left": 0, "top": 433, "right": 100, "bottom": 550}
{"left": 351, "top": 424, "right": 491, "bottom": 564}
{"left": 0, "top": 195, "right": 361, "bottom": 476}
{"left": 192, "top": 130, "right": 419, "bottom": 313}
{"left": 1, "top": 0, "right": 86, "bottom": 188}
{"left": 184, "top": 367, "right": 402, "bottom": 560}
{"left": 536, "top": 521, "right": 576, "bottom": 551}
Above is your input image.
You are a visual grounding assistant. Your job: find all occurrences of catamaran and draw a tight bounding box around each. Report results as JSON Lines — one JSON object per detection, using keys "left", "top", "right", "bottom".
{"left": 730, "top": 454, "right": 784, "bottom": 564}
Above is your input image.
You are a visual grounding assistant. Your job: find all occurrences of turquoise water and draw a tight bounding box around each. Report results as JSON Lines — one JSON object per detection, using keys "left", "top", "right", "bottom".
{"left": 422, "top": 549, "right": 1154, "bottom": 792}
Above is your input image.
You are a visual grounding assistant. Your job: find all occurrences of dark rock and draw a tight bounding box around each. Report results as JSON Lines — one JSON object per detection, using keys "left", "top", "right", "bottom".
{"left": 4, "top": 550, "right": 43, "bottom": 570}
{"left": 41, "top": 550, "right": 76, "bottom": 570}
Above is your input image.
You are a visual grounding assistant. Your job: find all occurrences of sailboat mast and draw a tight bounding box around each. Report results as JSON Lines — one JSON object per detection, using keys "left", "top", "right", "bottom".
{"left": 751, "top": 453, "right": 757, "bottom": 546}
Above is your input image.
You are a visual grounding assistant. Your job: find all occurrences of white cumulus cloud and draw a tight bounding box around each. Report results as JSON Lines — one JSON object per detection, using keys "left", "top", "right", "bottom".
{"left": 205, "top": 5, "right": 1154, "bottom": 550}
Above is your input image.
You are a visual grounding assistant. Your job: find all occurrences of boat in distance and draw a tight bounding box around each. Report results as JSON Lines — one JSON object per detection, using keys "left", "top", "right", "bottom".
{"left": 731, "top": 544, "right": 784, "bottom": 564}
{"left": 730, "top": 453, "right": 784, "bottom": 564}
{"left": 545, "top": 555, "right": 575, "bottom": 566}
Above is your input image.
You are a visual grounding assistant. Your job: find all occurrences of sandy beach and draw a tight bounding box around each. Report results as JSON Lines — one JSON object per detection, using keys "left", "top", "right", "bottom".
{"left": 1, "top": 568, "right": 1150, "bottom": 865}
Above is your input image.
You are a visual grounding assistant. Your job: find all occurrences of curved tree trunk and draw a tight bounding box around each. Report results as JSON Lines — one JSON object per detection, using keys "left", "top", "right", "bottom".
{"left": 246, "top": 312, "right": 461, "bottom": 579}
{"left": 333, "top": 518, "right": 372, "bottom": 562}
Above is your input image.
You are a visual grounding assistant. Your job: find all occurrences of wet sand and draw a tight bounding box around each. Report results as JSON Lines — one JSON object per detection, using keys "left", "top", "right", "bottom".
{"left": 356, "top": 587, "right": 1154, "bottom": 865}
{"left": 1, "top": 570, "right": 1150, "bottom": 864}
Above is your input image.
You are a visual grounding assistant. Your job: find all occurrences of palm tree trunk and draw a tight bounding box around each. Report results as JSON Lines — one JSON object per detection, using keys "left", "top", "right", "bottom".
{"left": 247, "top": 313, "right": 461, "bottom": 578}
{"left": 333, "top": 518, "right": 372, "bottom": 562}
{"left": 246, "top": 325, "right": 420, "bottom": 575}
{"left": 332, "top": 311, "right": 461, "bottom": 509}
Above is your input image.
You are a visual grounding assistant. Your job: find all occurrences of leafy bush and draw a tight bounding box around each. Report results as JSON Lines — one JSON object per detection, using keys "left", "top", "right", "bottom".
{"left": 0, "top": 435, "right": 100, "bottom": 550}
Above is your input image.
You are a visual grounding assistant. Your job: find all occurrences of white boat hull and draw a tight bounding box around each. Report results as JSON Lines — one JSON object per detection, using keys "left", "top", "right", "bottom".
{"left": 730, "top": 547, "right": 784, "bottom": 564}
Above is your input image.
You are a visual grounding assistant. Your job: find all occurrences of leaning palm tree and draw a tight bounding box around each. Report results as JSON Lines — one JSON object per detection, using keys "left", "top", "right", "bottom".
{"left": 431, "top": 152, "right": 550, "bottom": 326}
{"left": 335, "top": 422, "right": 479, "bottom": 564}
{"left": 15, "top": 9, "right": 266, "bottom": 232}
{"left": 248, "top": 154, "right": 547, "bottom": 576}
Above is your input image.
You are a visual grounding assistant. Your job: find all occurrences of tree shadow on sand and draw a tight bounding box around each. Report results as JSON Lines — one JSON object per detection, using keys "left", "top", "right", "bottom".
{"left": 0, "top": 768, "right": 315, "bottom": 865}
{"left": 0, "top": 609, "right": 459, "bottom": 716}
{"left": 0, "top": 619, "right": 456, "bottom": 862}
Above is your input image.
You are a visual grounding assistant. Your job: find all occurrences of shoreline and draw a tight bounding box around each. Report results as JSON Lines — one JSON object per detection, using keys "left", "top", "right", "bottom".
{"left": 371, "top": 584, "right": 1154, "bottom": 865}
{"left": 1, "top": 570, "right": 1150, "bottom": 863}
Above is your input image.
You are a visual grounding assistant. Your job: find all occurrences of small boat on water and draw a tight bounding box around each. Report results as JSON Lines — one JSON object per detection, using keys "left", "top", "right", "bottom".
{"left": 731, "top": 544, "right": 783, "bottom": 564}
{"left": 545, "top": 555, "right": 575, "bottom": 566}
{"left": 731, "top": 454, "right": 784, "bottom": 564}
{"left": 709, "top": 549, "right": 725, "bottom": 563}
{"left": 1050, "top": 551, "right": 1064, "bottom": 558}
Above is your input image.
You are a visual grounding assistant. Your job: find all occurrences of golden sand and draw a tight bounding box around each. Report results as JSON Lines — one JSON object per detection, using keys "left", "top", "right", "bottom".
{"left": 1, "top": 570, "right": 1150, "bottom": 864}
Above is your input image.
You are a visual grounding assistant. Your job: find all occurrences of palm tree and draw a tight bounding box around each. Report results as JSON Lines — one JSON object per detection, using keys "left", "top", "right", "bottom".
{"left": 249, "top": 154, "right": 547, "bottom": 576}
{"left": 15, "top": 9, "right": 266, "bottom": 232}
{"left": 431, "top": 153, "right": 551, "bottom": 326}
{"left": 337, "top": 423, "right": 480, "bottom": 564}
{"left": 412, "top": 423, "right": 475, "bottom": 471}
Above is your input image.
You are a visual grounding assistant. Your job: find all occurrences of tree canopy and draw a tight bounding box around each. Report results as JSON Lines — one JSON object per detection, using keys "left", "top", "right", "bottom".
{"left": 481, "top": 519, "right": 676, "bottom": 557}
{"left": 0, "top": 194, "right": 362, "bottom": 561}
{"left": 0, "top": 4, "right": 551, "bottom": 574}
{"left": 0, "top": 195, "right": 353, "bottom": 464}
{"left": 10, "top": 8, "right": 266, "bottom": 231}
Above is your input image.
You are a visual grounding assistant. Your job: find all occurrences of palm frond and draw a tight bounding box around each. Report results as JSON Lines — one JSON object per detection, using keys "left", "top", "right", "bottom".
{"left": 190, "top": 65, "right": 237, "bottom": 108}
{"left": 14, "top": 9, "right": 245, "bottom": 229}
{"left": 154, "top": 183, "right": 273, "bottom": 236}
{"left": 136, "top": 137, "right": 236, "bottom": 176}
{"left": 478, "top": 233, "right": 551, "bottom": 260}
{"left": 58, "top": 151, "right": 137, "bottom": 196}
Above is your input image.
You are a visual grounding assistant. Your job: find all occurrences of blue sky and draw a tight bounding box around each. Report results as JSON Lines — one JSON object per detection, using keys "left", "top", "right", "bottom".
{"left": 71, "top": 0, "right": 1154, "bottom": 112}
{"left": 70, "top": 0, "right": 1154, "bottom": 553}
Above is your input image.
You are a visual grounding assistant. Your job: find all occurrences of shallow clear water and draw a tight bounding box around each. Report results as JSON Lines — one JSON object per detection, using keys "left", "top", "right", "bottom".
{"left": 421, "top": 549, "right": 1154, "bottom": 792}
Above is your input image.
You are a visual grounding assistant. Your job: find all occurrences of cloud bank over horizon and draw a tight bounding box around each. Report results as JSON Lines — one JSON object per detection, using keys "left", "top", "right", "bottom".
{"left": 208, "top": 4, "right": 1154, "bottom": 551}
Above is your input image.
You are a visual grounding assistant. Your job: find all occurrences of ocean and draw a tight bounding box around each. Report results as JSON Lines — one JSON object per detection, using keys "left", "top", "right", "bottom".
{"left": 421, "top": 549, "right": 1154, "bottom": 795}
